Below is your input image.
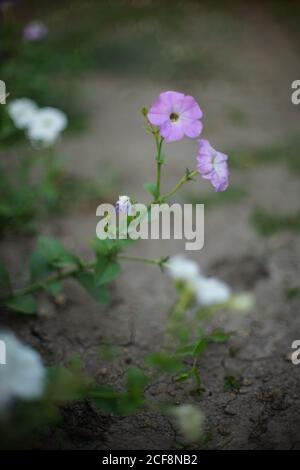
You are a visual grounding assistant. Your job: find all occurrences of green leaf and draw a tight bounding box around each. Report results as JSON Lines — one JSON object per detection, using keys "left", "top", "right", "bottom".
{"left": 209, "top": 330, "right": 231, "bottom": 343}
{"left": 76, "top": 272, "right": 109, "bottom": 303}
{"left": 95, "top": 260, "right": 121, "bottom": 286}
{"left": 30, "top": 250, "right": 53, "bottom": 282}
{"left": 89, "top": 386, "right": 121, "bottom": 413}
{"left": 175, "top": 370, "right": 193, "bottom": 382}
{"left": 116, "top": 392, "right": 144, "bottom": 415}
{"left": 6, "top": 294, "right": 37, "bottom": 314}
{"left": 93, "top": 238, "right": 134, "bottom": 257}
{"left": 224, "top": 374, "right": 241, "bottom": 392}
{"left": 286, "top": 287, "right": 300, "bottom": 300}
{"left": 37, "top": 236, "right": 78, "bottom": 266}
{"left": 126, "top": 367, "right": 148, "bottom": 394}
{"left": 176, "top": 338, "right": 208, "bottom": 358}
{"left": 145, "top": 352, "right": 184, "bottom": 374}
{"left": 46, "top": 365, "right": 88, "bottom": 402}
{"left": 176, "top": 344, "right": 198, "bottom": 357}
{"left": 144, "top": 182, "right": 157, "bottom": 197}
{"left": 193, "top": 338, "right": 208, "bottom": 356}
{"left": 47, "top": 281, "right": 63, "bottom": 296}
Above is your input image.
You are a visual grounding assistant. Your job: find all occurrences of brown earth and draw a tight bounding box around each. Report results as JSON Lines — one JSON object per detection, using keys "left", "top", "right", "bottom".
{"left": 1, "top": 2, "right": 300, "bottom": 449}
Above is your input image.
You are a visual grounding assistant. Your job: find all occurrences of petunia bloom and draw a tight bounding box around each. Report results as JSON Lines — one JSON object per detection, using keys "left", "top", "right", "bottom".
{"left": 23, "top": 21, "right": 48, "bottom": 42}
{"left": 170, "top": 405, "right": 204, "bottom": 443}
{"left": 115, "top": 195, "right": 133, "bottom": 215}
{"left": 196, "top": 139, "right": 229, "bottom": 192}
{"left": 0, "top": 331, "right": 46, "bottom": 411}
{"left": 8, "top": 98, "right": 38, "bottom": 130}
{"left": 147, "top": 91, "right": 203, "bottom": 143}
{"left": 27, "top": 107, "right": 67, "bottom": 147}
{"left": 167, "top": 255, "right": 201, "bottom": 283}
{"left": 194, "top": 276, "right": 231, "bottom": 306}
{"left": 167, "top": 254, "right": 232, "bottom": 307}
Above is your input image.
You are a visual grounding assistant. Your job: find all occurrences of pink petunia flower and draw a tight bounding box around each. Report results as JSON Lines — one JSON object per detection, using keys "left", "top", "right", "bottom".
{"left": 196, "top": 139, "right": 229, "bottom": 192}
{"left": 23, "top": 21, "right": 48, "bottom": 42}
{"left": 147, "top": 91, "right": 203, "bottom": 143}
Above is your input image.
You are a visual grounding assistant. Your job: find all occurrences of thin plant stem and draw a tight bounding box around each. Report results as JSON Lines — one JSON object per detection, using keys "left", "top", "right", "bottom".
{"left": 10, "top": 255, "right": 166, "bottom": 299}
{"left": 154, "top": 135, "right": 164, "bottom": 202}
{"left": 161, "top": 170, "right": 197, "bottom": 202}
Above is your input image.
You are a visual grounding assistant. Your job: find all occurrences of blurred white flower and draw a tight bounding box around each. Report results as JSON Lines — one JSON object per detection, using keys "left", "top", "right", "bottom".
{"left": 170, "top": 404, "right": 204, "bottom": 442}
{"left": 167, "top": 255, "right": 201, "bottom": 283}
{"left": 116, "top": 195, "right": 133, "bottom": 215}
{"left": 27, "top": 107, "right": 67, "bottom": 147}
{"left": 194, "top": 276, "right": 231, "bottom": 306}
{"left": 230, "top": 293, "right": 254, "bottom": 312}
{"left": 8, "top": 98, "right": 38, "bottom": 129}
{"left": 0, "top": 331, "right": 46, "bottom": 411}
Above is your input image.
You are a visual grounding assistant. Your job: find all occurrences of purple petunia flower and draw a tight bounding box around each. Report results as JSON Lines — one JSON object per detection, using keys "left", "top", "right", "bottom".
{"left": 196, "top": 139, "right": 229, "bottom": 192}
{"left": 115, "top": 195, "right": 133, "bottom": 215}
{"left": 147, "top": 91, "right": 203, "bottom": 143}
{"left": 23, "top": 21, "right": 48, "bottom": 42}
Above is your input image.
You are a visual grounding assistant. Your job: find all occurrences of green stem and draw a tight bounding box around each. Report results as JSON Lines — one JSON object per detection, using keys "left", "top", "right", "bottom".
{"left": 118, "top": 254, "right": 163, "bottom": 267}
{"left": 161, "top": 170, "right": 197, "bottom": 202}
{"left": 154, "top": 135, "right": 164, "bottom": 202}
{"left": 10, "top": 255, "right": 166, "bottom": 299}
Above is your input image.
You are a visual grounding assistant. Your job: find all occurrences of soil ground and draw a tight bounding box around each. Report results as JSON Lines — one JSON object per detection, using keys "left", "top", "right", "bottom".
{"left": 1, "top": 1, "right": 300, "bottom": 449}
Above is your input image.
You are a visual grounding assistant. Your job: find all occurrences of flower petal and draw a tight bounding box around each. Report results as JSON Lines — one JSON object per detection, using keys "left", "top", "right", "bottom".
{"left": 211, "top": 166, "right": 229, "bottom": 192}
{"left": 182, "top": 119, "right": 203, "bottom": 138}
{"left": 159, "top": 91, "right": 185, "bottom": 113}
{"left": 148, "top": 98, "right": 170, "bottom": 126}
{"left": 160, "top": 121, "right": 184, "bottom": 142}
{"left": 180, "top": 95, "right": 203, "bottom": 120}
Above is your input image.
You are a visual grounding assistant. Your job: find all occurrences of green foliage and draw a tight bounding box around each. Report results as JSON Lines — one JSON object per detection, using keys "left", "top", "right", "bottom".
{"left": 208, "top": 329, "right": 231, "bottom": 343}
{"left": 6, "top": 294, "right": 37, "bottom": 315}
{"left": 90, "top": 367, "right": 148, "bottom": 416}
{"left": 37, "top": 236, "right": 79, "bottom": 267}
{"left": 0, "top": 156, "right": 113, "bottom": 236}
{"left": 145, "top": 352, "right": 184, "bottom": 374}
{"left": 177, "top": 338, "right": 208, "bottom": 358}
{"left": 2, "top": 236, "right": 129, "bottom": 314}
{"left": 286, "top": 287, "right": 300, "bottom": 300}
{"left": 226, "top": 106, "right": 248, "bottom": 127}
{"left": 251, "top": 207, "right": 300, "bottom": 236}
{"left": 0, "top": 360, "right": 90, "bottom": 448}
{"left": 95, "top": 259, "right": 121, "bottom": 286}
{"left": 76, "top": 271, "right": 110, "bottom": 304}
{"left": 144, "top": 182, "right": 157, "bottom": 198}
{"left": 224, "top": 374, "right": 241, "bottom": 392}
{"left": 229, "top": 134, "right": 300, "bottom": 173}
{"left": 0, "top": 164, "right": 38, "bottom": 235}
{"left": 46, "top": 360, "right": 90, "bottom": 403}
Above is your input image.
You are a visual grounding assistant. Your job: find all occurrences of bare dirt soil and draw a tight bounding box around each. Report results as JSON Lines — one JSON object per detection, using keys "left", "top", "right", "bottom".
{"left": 1, "top": 2, "right": 300, "bottom": 449}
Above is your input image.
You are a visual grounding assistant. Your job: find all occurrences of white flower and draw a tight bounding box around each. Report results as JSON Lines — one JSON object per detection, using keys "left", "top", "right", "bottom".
{"left": 230, "top": 293, "right": 254, "bottom": 312}
{"left": 8, "top": 98, "right": 38, "bottom": 129}
{"left": 115, "top": 195, "right": 134, "bottom": 215}
{"left": 167, "top": 255, "right": 201, "bottom": 283}
{"left": 27, "top": 107, "right": 67, "bottom": 147}
{"left": 0, "top": 331, "right": 46, "bottom": 411}
{"left": 170, "top": 404, "right": 204, "bottom": 442}
{"left": 194, "top": 276, "right": 231, "bottom": 306}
